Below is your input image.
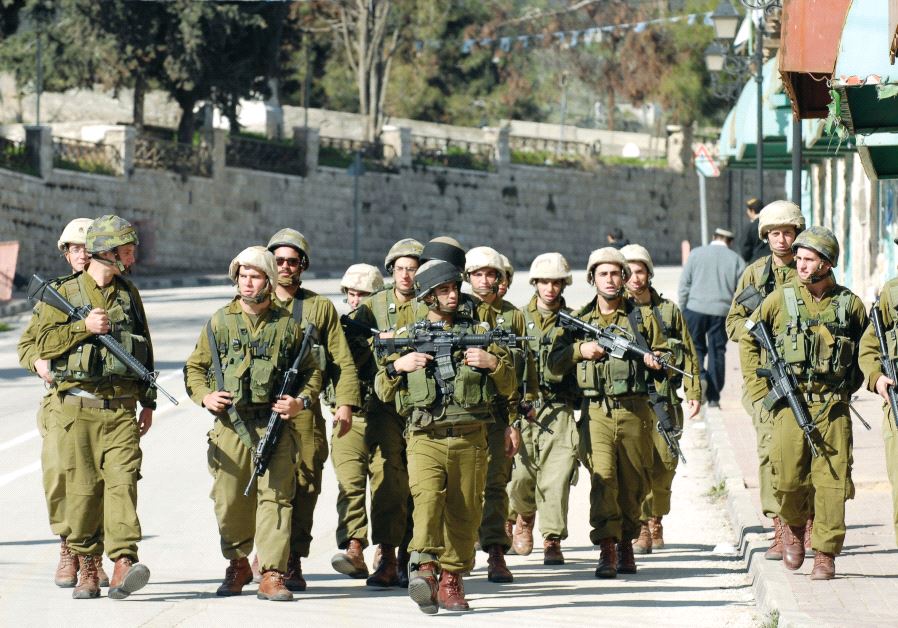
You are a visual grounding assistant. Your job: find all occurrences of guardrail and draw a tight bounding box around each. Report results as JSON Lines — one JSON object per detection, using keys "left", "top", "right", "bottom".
{"left": 53, "top": 137, "right": 121, "bottom": 176}
{"left": 226, "top": 134, "right": 305, "bottom": 176}
{"left": 411, "top": 135, "right": 495, "bottom": 172}
{"left": 318, "top": 136, "right": 397, "bottom": 172}
{"left": 134, "top": 134, "right": 212, "bottom": 178}
{"left": 0, "top": 136, "right": 36, "bottom": 176}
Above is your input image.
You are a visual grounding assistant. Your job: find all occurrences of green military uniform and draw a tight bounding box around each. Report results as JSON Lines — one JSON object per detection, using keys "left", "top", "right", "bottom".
{"left": 740, "top": 280, "right": 866, "bottom": 554}
{"left": 375, "top": 318, "right": 516, "bottom": 574}
{"left": 550, "top": 297, "right": 665, "bottom": 544}
{"left": 273, "top": 288, "right": 361, "bottom": 558}
{"left": 726, "top": 255, "right": 797, "bottom": 520}
{"left": 507, "top": 296, "right": 581, "bottom": 540}
{"left": 636, "top": 288, "right": 701, "bottom": 519}
{"left": 184, "top": 298, "right": 321, "bottom": 572}
{"left": 34, "top": 271, "right": 155, "bottom": 562}
{"left": 858, "top": 278, "right": 898, "bottom": 545}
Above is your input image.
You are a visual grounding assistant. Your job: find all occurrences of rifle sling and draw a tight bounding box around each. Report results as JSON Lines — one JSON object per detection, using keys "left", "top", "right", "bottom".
{"left": 206, "top": 322, "right": 256, "bottom": 450}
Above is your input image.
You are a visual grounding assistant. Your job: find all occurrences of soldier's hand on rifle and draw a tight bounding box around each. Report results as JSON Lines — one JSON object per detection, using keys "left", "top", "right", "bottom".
{"left": 686, "top": 399, "right": 701, "bottom": 419}
{"left": 504, "top": 425, "right": 520, "bottom": 457}
{"left": 579, "top": 341, "right": 606, "bottom": 360}
{"left": 378, "top": 330, "right": 395, "bottom": 339}
{"left": 875, "top": 375, "right": 895, "bottom": 402}
{"left": 34, "top": 358, "right": 53, "bottom": 384}
{"left": 464, "top": 348, "right": 498, "bottom": 371}
{"left": 394, "top": 352, "right": 432, "bottom": 373}
{"left": 203, "top": 390, "right": 233, "bottom": 413}
{"left": 137, "top": 407, "right": 153, "bottom": 436}
{"left": 273, "top": 394, "right": 304, "bottom": 420}
{"left": 85, "top": 308, "right": 110, "bottom": 334}
{"left": 643, "top": 351, "right": 662, "bottom": 371}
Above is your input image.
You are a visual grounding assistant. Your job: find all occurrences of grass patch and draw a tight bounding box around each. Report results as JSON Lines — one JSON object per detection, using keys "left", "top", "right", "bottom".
{"left": 758, "top": 609, "right": 779, "bottom": 628}
{"left": 705, "top": 479, "right": 727, "bottom": 501}
{"left": 0, "top": 322, "right": 12, "bottom": 332}
{"left": 54, "top": 158, "right": 118, "bottom": 176}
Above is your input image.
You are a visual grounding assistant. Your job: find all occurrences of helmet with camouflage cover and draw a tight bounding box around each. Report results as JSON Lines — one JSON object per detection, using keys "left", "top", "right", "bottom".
{"left": 341, "top": 263, "right": 384, "bottom": 294}
{"left": 586, "top": 247, "right": 631, "bottom": 285}
{"left": 57, "top": 218, "right": 93, "bottom": 252}
{"left": 758, "top": 200, "right": 805, "bottom": 239}
{"left": 499, "top": 253, "right": 514, "bottom": 287}
{"left": 421, "top": 236, "right": 466, "bottom": 272}
{"left": 414, "top": 259, "right": 462, "bottom": 300}
{"left": 620, "top": 244, "right": 654, "bottom": 278}
{"left": 384, "top": 238, "right": 424, "bottom": 273}
{"left": 267, "top": 228, "right": 310, "bottom": 269}
{"left": 228, "top": 245, "right": 278, "bottom": 303}
{"left": 86, "top": 215, "right": 138, "bottom": 254}
{"left": 792, "top": 225, "right": 839, "bottom": 267}
{"left": 529, "top": 252, "right": 572, "bottom": 286}
{"left": 464, "top": 246, "right": 506, "bottom": 281}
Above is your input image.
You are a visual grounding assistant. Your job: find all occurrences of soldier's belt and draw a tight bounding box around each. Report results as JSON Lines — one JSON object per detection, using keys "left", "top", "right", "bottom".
{"left": 414, "top": 423, "right": 485, "bottom": 439}
{"left": 803, "top": 391, "right": 849, "bottom": 405}
{"left": 62, "top": 394, "right": 137, "bottom": 411}
{"left": 588, "top": 394, "right": 643, "bottom": 409}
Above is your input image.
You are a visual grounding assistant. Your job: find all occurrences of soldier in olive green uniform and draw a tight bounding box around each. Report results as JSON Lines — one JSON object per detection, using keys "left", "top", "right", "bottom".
{"left": 740, "top": 227, "right": 866, "bottom": 580}
{"left": 497, "top": 254, "right": 514, "bottom": 303}
{"left": 352, "top": 238, "right": 425, "bottom": 587}
{"left": 265, "top": 228, "right": 361, "bottom": 591}
{"left": 621, "top": 244, "right": 702, "bottom": 554}
{"left": 376, "top": 260, "right": 517, "bottom": 614}
{"left": 17, "top": 218, "right": 111, "bottom": 589}
{"left": 548, "top": 247, "right": 665, "bottom": 579}
{"left": 506, "top": 253, "right": 581, "bottom": 565}
{"left": 859, "top": 276, "right": 898, "bottom": 546}
{"left": 185, "top": 246, "right": 321, "bottom": 601}
{"left": 34, "top": 215, "right": 154, "bottom": 600}
{"left": 726, "top": 200, "right": 805, "bottom": 560}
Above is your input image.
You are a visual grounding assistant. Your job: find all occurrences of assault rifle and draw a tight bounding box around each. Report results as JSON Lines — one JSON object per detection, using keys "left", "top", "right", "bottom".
{"left": 245, "top": 324, "right": 316, "bottom": 496}
{"left": 555, "top": 310, "right": 693, "bottom": 380}
{"left": 871, "top": 299, "right": 898, "bottom": 429}
{"left": 27, "top": 274, "right": 178, "bottom": 405}
{"left": 649, "top": 388, "right": 686, "bottom": 464}
{"left": 339, "top": 313, "right": 380, "bottom": 338}
{"left": 744, "top": 319, "right": 819, "bottom": 457}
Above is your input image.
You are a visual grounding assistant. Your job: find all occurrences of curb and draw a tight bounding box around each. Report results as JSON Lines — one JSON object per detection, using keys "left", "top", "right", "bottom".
{"left": 703, "top": 408, "right": 813, "bottom": 627}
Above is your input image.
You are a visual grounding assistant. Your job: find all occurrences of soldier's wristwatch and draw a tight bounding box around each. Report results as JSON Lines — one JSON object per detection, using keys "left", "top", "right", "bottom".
{"left": 386, "top": 362, "right": 399, "bottom": 379}
{"left": 298, "top": 394, "right": 313, "bottom": 410}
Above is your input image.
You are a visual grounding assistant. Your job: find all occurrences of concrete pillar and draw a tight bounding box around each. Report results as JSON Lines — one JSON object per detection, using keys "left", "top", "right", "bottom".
{"left": 483, "top": 125, "right": 510, "bottom": 172}
{"left": 212, "top": 128, "right": 228, "bottom": 180}
{"left": 103, "top": 126, "right": 135, "bottom": 177}
{"left": 294, "top": 126, "right": 319, "bottom": 173}
{"left": 382, "top": 125, "right": 412, "bottom": 168}
{"left": 25, "top": 125, "right": 52, "bottom": 178}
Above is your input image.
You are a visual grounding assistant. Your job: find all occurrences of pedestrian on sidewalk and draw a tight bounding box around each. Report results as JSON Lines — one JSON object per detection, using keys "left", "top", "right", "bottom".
{"left": 606, "top": 228, "right": 630, "bottom": 250}
{"left": 739, "top": 198, "right": 767, "bottom": 263}
{"left": 678, "top": 228, "right": 745, "bottom": 407}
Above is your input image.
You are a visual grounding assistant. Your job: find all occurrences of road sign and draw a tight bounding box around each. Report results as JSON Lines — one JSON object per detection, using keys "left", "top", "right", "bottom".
{"left": 694, "top": 144, "right": 720, "bottom": 178}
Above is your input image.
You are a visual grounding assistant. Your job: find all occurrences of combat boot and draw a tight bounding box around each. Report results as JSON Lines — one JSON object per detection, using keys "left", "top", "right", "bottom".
{"left": 594, "top": 538, "right": 617, "bottom": 579}
{"left": 251, "top": 553, "right": 261, "bottom": 583}
{"left": 95, "top": 555, "right": 110, "bottom": 588}
{"left": 331, "top": 539, "right": 369, "bottom": 578}
{"left": 257, "top": 570, "right": 293, "bottom": 601}
{"left": 782, "top": 523, "right": 806, "bottom": 571}
{"left": 633, "top": 521, "right": 652, "bottom": 555}
{"left": 809, "top": 551, "right": 835, "bottom": 580}
{"left": 504, "top": 519, "right": 515, "bottom": 554}
{"left": 650, "top": 516, "right": 665, "bottom": 550}
{"left": 486, "top": 544, "right": 513, "bottom": 583}
{"left": 366, "top": 544, "right": 399, "bottom": 589}
{"left": 804, "top": 515, "right": 815, "bottom": 556}
{"left": 513, "top": 513, "right": 535, "bottom": 556}
{"left": 617, "top": 539, "right": 637, "bottom": 574}
{"left": 764, "top": 517, "right": 784, "bottom": 560}
{"left": 216, "top": 558, "right": 253, "bottom": 596}
{"left": 108, "top": 556, "right": 150, "bottom": 600}
{"left": 397, "top": 547, "right": 410, "bottom": 589}
{"left": 408, "top": 561, "right": 439, "bottom": 615}
{"left": 72, "top": 554, "right": 100, "bottom": 599}
{"left": 543, "top": 538, "right": 564, "bottom": 565}
{"left": 55, "top": 537, "right": 78, "bottom": 588}
{"left": 438, "top": 570, "right": 470, "bottom": 611}
{"left": 284, "top": 554, "right": 307, "bottom": 592}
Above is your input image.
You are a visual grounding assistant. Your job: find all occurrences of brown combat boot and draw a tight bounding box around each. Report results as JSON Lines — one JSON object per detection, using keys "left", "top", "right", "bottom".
{"left": 438, "top": 570, "right": 470, "bottom": 611}
{"left": 782, "top": 524, "right": 806, "bottom": 571}
{"left": 650, "top": 516, "right": 665, "bottom": 549}
{"left": 809, "top": 551, "right": 835, "bottom": 580}
{"left": 366, "top": 544, "right": 399, "bottom": 589}
{"left": 55, "top": 537, "right": 78, "bottom": 588}
{"left": 216, "top": 558, "right": 253, "bottom": 596}
{"left": 108, "top": 556, "right": 150, "bottom": 600}
{"left": 331, "top": 538, "right": 369, "bottom": 578}
{"left": 504, "top": 519, "right": 515, "bottom": 553}
{"left": 251, "top": 553, "right": 261, "bottom": 583}
{"left": 397, "top": 547, "right": 410, "bottom": 589}
{"left": 617, "top": 539, "right": 637, "bottom": 574}
{"left": 543, "top": 538, "right": 564, "bottom": 565}
{"left": 72, "top": 554, "right": 100, "bottom": 599}
{"left": 284, "top": 554, "right": 307, "bottom": 592}
{"left": 633, "top": 521, "right": 652, "bottom": 555}
{"left": 513, "top": 513, "right": 535, "bottom": 556}
{"left": 804, "top": 515, "right": 815, "bottom": 556}
{"left": 257, "top": 570, "right": 293, "bottom": 601}
{"left": 408, "top": 561, "right": 439, "bottom": 615}
{"left": 764, "top": 517, "right": 784, "bottom": 560}
{"left": 95, "top": 555, "right": 110, "bottom": 588}
{"left": 486, "top": 544, "right": 513, "bottom": 583}
{"left": 595, "top": 538, "right": 617, "bottom": 579}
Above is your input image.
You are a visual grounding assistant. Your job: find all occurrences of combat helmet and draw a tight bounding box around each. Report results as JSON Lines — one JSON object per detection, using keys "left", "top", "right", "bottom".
{"left": 420, "top": 236, "right": 466, "bottom": 272}
{"left": 464, "top": 246, "right": 506, "bottom": 281}
{"left": 529, "top": 252, "right": 572, "bottom": 286}
{"left": 341, "top": 263, "right": 385, "bottom": 294}
{"left": 620, "top": 244, "right": 654, "bottom": 278}
{"left": 57, "top": 218, "right": 93, "bottom": 252}
{"left": 267, "top": 228, "right": 310, "bottom": 270}
{"left": 792, "top": 226, "right": 839, "bottom": 267}
{"left": 414, "top": 259, "right": 462, "bottom": 300}
{"left": 758, "top": 200, "right": 805, "bottom": 239}
{"left": 586, "top": 247, "right": 631, "bottom": 285}
{"left": 384, "top": 238, "right": 424, "bottom": 273}
{"left": 86, "top": 215, "right": 138, "bottom": 254}
{"left": 499, "top": 254, "right": 514, "bottom": 288}
{"left": 229, "top": 246, "right": 278, "bottom": 304}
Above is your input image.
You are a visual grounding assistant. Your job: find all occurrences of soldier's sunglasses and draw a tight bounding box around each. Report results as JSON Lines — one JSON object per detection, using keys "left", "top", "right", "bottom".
{"left": 276, "top": 257, "right": 301, "bottom": 267}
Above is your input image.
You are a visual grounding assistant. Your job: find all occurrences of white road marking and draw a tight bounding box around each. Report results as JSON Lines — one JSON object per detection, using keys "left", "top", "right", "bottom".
{"left": 0, "top": 429, "right": 39, "bottom": 452}
{"left": 0, "top": 460, "right": 40, "bottom": 488}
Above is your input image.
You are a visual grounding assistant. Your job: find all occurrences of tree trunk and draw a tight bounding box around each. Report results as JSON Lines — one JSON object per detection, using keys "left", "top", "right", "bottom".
{"left": 176, "top": 96, "right": 197, "bottom": 144}
{"left": 133, "top": 75, "right": 146, "bottom": 131}
{"left": 607, "top": 90, "right": 616, "bottom": 132}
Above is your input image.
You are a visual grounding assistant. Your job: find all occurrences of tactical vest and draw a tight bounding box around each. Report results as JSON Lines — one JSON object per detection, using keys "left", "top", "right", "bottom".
{"left": 885, "top": 284, "right": 898, "bottom": 361}
{"left": 288, "top": 289, "right": 329, "bottom": 374}
{"left": 776, "top": 286, "right": 855, "bottom": 387}
{"left": 522, "top": 305, "right": 579, "bottom": 403}
{"left": 369, "top": 287, "right": 402, "bottom": 332}
{"left": 208, "top": 307, "right": 296, "bottom": 405}
{"left": 51, "top": 277, "right": 151, "bottom": 384}
{"left": 574, "top": 300, "right": 649, "bottom": 399}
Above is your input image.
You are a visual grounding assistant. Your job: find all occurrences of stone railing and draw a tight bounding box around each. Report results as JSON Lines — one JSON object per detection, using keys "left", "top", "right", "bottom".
{"left": 52, "top": 137, "right": 122, "bottom": 176}
{"left": 225, "top": 133, "right": 305, "bottom": 176}
{"left": 318, "top": 135, "right": 398, "bottom": 172}
{"left": 134, "top": 134, "right": 213, "bottom": 178}
{"left": 0, "top": 135, "right": 35, "bottom": 176}
{"left": 410, "top": 134, "right": 496, "bottom": 172}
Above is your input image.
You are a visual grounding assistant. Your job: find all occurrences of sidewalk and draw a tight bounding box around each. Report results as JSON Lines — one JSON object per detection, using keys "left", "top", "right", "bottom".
{"left": 705, "top": 342, "right": 898, "bottom": 627}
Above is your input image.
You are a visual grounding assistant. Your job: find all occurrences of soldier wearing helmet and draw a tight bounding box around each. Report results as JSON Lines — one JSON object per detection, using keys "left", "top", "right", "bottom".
{"left": 497, "top": 254, "right": 514, "bottom": 301}
{"left": 375, "top": 258, "right": 516, "bottom": 614}
{"left": 185, "top": 246, "right": 322, "bottom": 601}
{"left": 549, "top": 246, "right": 665, "bottom": 579}
{"left": 741, "top": 226, "right": 867, "bottom": 580}
{"left": 340, "top": 263, "right": 384, "bottom": 309}
{"left": 17, "top": 217, "right": 110, "bottom": 590}
{"left": 506, "top": 252, "right": 581, "bottom": 567}
{"left": 726, "top": 200, "right": 805, "bottom": 561}
{"left": 32, "top": 215, "right": 155, "bottom": 600}
{"left": 264, "top": 228, "right": 361, "bottom": 591}
{"left": 621, "top": 244, "right": 701, "bottom": 555}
